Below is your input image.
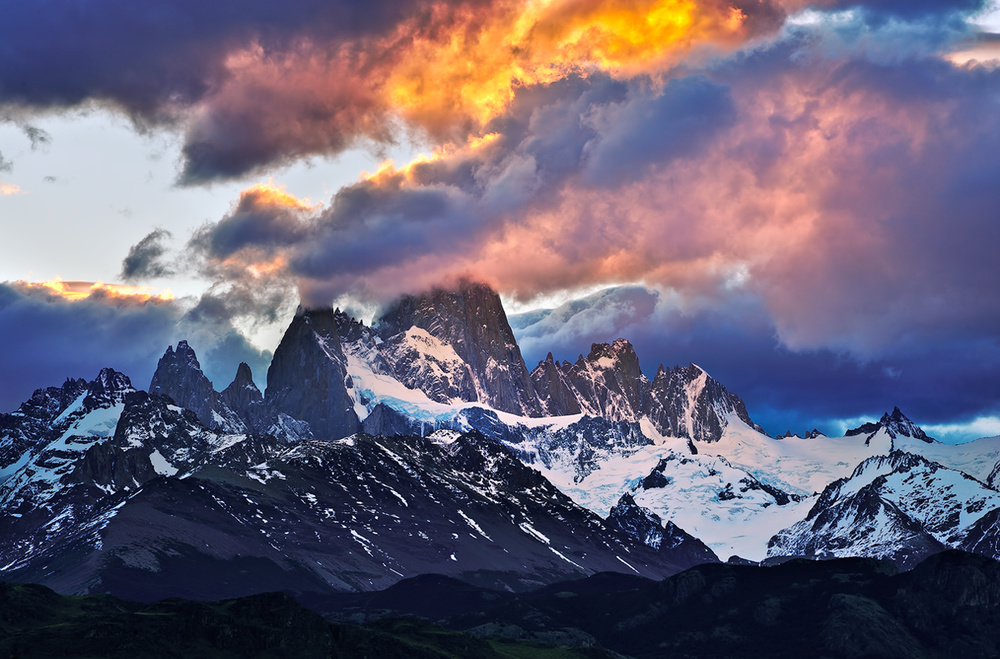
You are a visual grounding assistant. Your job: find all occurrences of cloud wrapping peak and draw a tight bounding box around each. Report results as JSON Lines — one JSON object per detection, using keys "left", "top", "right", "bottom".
{"left": 181, "top": 13, "right": 1000, "bottom": 366}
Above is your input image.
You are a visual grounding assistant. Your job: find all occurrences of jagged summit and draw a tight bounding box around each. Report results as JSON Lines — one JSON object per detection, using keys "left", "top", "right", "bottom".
{"left": 534, "top": 338, "right": 651, "bottom": 421}
{"left": 7, "top": 279, "right": 1000, "bottom": 600}
{"left": 220, "top": 362, "right": 266, "bottom": 433}
{"left": 881, "top": 406, "right": 934, "bottom": 442}
{"left": 605, "top": 493, "right": 719, "bottom": 566}
{"left": 89, "top": 368, "right": 134, "bottom": 400}
{"left": 149, "top": 341, "right": 256, "bottom": 433}
{"left": 777, "top": 429, "right": 826, "bottom": 440}
{"left": 846, "top": 406, "right": 934, "bottom": 443}
{"left": 260, "top": 283, "right": 765, "bottom": 444}
{"left": 647, "top": 362, "right": 760, "bottom": 442}
{"left": 150, "top": 341, "right": 219, "bottom": 428}
{"left": 374, "top": 280, "right": 542, "bottom": 416}
{"left": 266, "top": 308, "right": 360, "bottom": 441}
{"left": 136, "top": 283, "right": 766, "bottom": 450}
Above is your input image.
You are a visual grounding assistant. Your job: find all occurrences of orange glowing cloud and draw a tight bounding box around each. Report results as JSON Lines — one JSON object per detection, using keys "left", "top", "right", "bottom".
{"left": 239, "top": 181, "right": 319, "bottom": 211}
{"left": 187, "top": 180, "right": 319, "bottom": 288}
{"left": 15, "top": 279, "right": 175, "bottom": 304}
{"left": 361, "top": 131, "right": 501, "bottom": 184}
{"left": 185, "top": 0, "right": 771, "bottom": 181}
{"left": 0, "top": 182, "right": 22, "bottom": 196}
{"left": 382, "top": 0, "right": 752, "bottom": 132}
{"left": 223, "top": 254, "right": 289, "bottom": 280}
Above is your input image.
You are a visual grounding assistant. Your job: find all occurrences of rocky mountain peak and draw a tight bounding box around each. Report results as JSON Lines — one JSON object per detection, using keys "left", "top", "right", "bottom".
{"left": 89, "top": 368, "right": 134, "bottom": 400}
{"left": 882, "top": 407, "right": 934, "bottom": 443}
{"left": 777, "top": 429, "right": 827, "bottom": 440}
{"left": 149, "top": 341, "right": 219, "bottom": 428}
{"left": 647, "top": 363, "right": 759, "bottom": 443}
{"left": 231, "top": 362, "right": 255, "bottom": 388}
{"left": 220, "top": 362, "right": 266, "bottom": 433}
{"left": 265, "top": 307, "right": 359, "bottom": 441}
{"left": 584, "top": 339, "right": 643, "bottom": 373}
{"left": 563, "top": 339, "right": 650, "bottom": 421}
{"left": 846, "top": 407, "right": 934, "bottom": 443}
{"left": 374, "top": 280, "right": 541, "bottom": 416}
{"left": 530, "top": 351, "right": 582, "bottom": 416}
{"left": 19, "top": 378, "right": 88, "bottom": 419}
{"left": 606, "top": 493, "right": 665, "bottom": 549}
{"left": 79, "top": 368, "right": 137, "bottom": 413}
{"left": 332, "top": 308, "right": 371, "bottom": 343}
{"left": 605, "top": 493, "right": 719, "bottom": 567}
{"left": 174, "top": 340, "right": 200, "bottom": 366}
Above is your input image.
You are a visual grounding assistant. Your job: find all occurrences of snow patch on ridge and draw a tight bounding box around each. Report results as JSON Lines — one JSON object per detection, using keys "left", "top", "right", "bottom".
{"left": 149, "top": 449, "right": 178, "bottom": 477}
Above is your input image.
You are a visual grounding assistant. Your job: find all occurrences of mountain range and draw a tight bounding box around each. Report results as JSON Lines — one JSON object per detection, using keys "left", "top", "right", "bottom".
{"left": 3, "top": 279, "right": 1000, "bottom": 602}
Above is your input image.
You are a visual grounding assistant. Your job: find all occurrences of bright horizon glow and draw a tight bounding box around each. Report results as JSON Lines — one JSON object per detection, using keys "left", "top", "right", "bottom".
{"left": 15, "top": 278, "right": 174, "bottom": 303}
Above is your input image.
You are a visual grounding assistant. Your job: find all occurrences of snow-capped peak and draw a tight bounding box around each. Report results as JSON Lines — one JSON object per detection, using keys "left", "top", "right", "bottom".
{"left": 846, "top": 407, "right": 934, "bottom": 443}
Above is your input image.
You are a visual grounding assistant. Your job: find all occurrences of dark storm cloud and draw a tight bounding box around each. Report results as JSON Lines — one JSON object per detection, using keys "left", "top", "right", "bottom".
{"left": 1, "top": 0, "right": 986, "bottom": 184}
{"left": 176, "top": 49, "right": 390, "bottom": 184}
{"left": 582, "top": 76, "right": 737, "bottom": 185}
{"left": 120, "top": 228, "right": 175, "bottom": 280}
{"left": 0, "top": 283, "right": 271, "bottom": 412}
{"left": 0, "top": 0, "right": 475, "bottom": 113}
{"left": 185, "top": 69, "right": 742, "bottom": 304}
{"left": 719, "top": 54, "right": 1000, "bottom": 357}
{"left": 29, "top": 0, "right": 993, "bottom": 432}
{"left": 0, "top": 283, "right": 177, "bottom": 410}
{"left": 189, "top": 27, "right": 1000, "bottom": 339}
{"left": 189, "top": 186, "right": 313, "bottom": 261}
{"left": 510, "top": 286, "right": 662, "bottom": 358}
{"left": 21, "top": 125, "right": 52, "bottom": 150}
{"left": 0, "top": 151, "right": 10, "bottom": 172}
{"left": 294, "top": 179, "right": 473, "bottom": 279}
{"left": 186, "top": 283, "right": 292, "bottom": 336}
{"left": 0, "top": 0, "right": 498, "bottom": 182}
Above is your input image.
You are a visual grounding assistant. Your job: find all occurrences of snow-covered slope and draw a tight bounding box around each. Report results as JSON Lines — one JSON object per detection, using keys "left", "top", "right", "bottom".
{"left": 1, "top": 368, "right": 135, "bottom": 510}
{"left": 767, "top": 448, "right": 1000, "bottom": 568}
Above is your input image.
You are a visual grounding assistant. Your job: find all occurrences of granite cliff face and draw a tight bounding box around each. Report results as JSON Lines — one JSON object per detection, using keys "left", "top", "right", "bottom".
{"left": 532, "top": 339, "right": 650, "bottom": 421}
{"left": 375, "top": 280, "right": 542, "bottom": 416}
{"left": 220, "top": 362, "right": 267, "bottom": 433}
{"left": 149, "top": 341, "right": 261, "bottom": 434}
{"left": 149, "top": 341, "right": 219, "bottom": 429}
{"left": 530, "top": 352, "right": 583, "bottom": 416}
{"left": 646, "top": 363, "right": 760, "bottom": 443}
{"left": 257, "top": 282, "right": 762, "bottom": 447}
{"left": 265, "top": 308, "right": 360, "bottom": 442}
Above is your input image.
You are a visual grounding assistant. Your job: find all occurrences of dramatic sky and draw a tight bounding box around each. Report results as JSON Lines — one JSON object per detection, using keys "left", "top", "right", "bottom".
{"left": 2, "top": 0, "right": 999, "bottom": 441}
